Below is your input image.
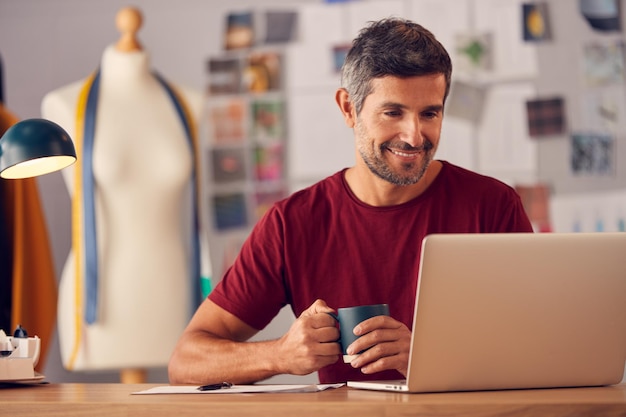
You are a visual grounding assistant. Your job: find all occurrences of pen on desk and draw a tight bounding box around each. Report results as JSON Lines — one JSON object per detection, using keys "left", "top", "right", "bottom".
{"left": 197, "top": 382, "right": 233, "bottom": 391}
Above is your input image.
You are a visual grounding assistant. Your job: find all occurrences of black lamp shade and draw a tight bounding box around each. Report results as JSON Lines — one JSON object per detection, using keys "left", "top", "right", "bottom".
{"left": 0, "top": 118, "right": 76, "bottom": 179}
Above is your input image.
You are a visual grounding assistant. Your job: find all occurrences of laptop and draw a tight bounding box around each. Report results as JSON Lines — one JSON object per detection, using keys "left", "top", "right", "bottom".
{"left": 348, "top": 232, "right": 626, "bottom": 393}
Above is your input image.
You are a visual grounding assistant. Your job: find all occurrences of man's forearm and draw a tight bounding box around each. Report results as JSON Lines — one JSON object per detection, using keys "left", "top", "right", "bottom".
{"left": 168, "top": 330, "right": 284, "bottom": 385}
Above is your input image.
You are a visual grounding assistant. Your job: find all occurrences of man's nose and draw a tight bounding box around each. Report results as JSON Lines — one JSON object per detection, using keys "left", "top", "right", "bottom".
{"left": 399, "top": 116, "right": 425, "bottom": 147}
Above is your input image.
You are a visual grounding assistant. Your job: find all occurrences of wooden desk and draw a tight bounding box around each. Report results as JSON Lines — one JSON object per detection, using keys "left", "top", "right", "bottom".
{"left": 1, "top": 383, "right": 626, "bottom": 416}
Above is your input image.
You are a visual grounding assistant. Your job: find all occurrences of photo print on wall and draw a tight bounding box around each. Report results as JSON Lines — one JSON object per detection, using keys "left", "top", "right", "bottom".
{"left": 213, "top": 192, "right": 248, "bottom": 231}
{"left": 582, "top": 39, "right": 625, "bottom": 87}
{"left": 208, "top": 98, "right": 247, "bottom": 144}
{"left": 526, "top": 97, "right": 566, "bottom": 137}
{"left": 224, "top": 11, "right": 255, "bottom": 50}
{"left": 570, "top": 132, "right": 614, "bottom": 176}
{"left": 522, "top": 2, "right": 552, "bottom": 42}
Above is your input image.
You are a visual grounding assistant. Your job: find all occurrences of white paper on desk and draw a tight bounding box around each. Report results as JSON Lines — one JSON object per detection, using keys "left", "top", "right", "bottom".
{"left": 132, "top": 383, "right": 344, "bottom": 395}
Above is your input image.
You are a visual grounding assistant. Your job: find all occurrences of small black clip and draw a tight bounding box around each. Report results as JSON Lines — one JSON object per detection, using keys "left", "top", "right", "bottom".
{"left": 197, "top": 382, "right": 233, "bottom": 391}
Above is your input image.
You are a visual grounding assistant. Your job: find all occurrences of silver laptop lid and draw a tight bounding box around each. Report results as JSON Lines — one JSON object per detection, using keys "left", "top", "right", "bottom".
{"left": 405, "top": 232, "right": 626, "bottom": 393}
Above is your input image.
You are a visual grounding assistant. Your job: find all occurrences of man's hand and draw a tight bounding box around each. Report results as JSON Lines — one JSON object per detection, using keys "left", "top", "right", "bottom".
{"left": 345, "top": 315, "right": 411, "bottom": 376}
{"left": 274, "top": 299, "right": 341, "bottom": 376}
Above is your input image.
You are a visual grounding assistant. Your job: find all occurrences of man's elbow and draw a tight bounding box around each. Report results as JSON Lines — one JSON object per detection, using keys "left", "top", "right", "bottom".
{"left": 167, "top": 347, "right": 190, "bottom": 385}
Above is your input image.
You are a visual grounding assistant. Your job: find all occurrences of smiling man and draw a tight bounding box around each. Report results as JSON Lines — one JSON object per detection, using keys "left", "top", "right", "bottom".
{"left": 340, "top": 74, "right": 445, "bottom": 205}
{"left": 168, "top": 18, "right": 533, "bottom": 386}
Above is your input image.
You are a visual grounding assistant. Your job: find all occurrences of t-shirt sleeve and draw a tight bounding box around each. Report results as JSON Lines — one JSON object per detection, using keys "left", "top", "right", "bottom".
{"left": 492, "top": 186, "right": 534, "bottom": 233}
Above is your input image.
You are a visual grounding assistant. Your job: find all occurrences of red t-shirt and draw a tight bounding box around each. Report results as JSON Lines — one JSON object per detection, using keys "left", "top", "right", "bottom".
{"left": 209, "top": 161, "right": 533, "bottom": 383}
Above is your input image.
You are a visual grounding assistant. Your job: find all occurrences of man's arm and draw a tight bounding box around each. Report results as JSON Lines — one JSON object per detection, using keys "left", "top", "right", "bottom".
{"left": 168, "top": 299, "right": 342, "bottom": 385}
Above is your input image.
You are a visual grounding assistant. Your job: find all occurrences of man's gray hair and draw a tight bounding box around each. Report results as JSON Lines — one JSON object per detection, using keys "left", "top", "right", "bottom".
{"left": 341, "top": 17, "right": 453, "bottom": 115}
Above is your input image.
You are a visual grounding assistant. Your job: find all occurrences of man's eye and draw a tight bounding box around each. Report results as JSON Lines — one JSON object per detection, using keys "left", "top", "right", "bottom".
{"left": 384, "top": 110, "right": 402, "bottom": 117}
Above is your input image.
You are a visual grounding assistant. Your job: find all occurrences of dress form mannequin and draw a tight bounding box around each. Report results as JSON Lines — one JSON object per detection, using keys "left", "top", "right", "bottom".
{"left": 41, "top": 7, "right": 204, "bottom": 383}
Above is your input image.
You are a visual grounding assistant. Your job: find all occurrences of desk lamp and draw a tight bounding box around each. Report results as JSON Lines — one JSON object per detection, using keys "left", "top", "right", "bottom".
{"left": 0, "top": 118, "right": 76, "bottom": 179}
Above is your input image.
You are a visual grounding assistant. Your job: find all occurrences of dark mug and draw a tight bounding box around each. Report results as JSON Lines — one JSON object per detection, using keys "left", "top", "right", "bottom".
{"left": 330, "top": 304, "right": 390, "bottom": 363}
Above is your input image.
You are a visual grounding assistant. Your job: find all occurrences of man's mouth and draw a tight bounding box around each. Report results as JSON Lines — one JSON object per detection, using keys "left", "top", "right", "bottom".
{"left": 388, "top": 148, "right": 420, "bottom": 158}
{"left": 385, "top": 142, "right": 433, "bottom": 158}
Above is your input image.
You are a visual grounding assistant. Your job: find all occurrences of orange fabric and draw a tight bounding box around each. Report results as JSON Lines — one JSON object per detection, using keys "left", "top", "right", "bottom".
{"left": 0, "top": 103, "right": 17, "bottom": 132}
{"left": 0, "top": 103, "right": 57, "bottom": 372}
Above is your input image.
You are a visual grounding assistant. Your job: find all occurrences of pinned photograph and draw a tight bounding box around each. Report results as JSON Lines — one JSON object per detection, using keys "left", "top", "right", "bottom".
{"left": 211, "top": 147, "right": 247, "bottom": 183}
{"left": 207, "top": 57, "right": 242, "bottom": 94}
{"left": 208, "top": 99, "right": 247, "bottom": 144}
{"left": 582, "top": 40, "right": 625, "bottom": 87}
{"left": 514, "top": 183, "right": 553, "bottom": 232}
{"left": 243, "top": 51, "right": 282, "bottom": 93}
{"left": 213, "top": 193, "right": 248, "bottom": 231}
{"left": 224, "top": 11, "right": 255, "bottom": 50}
{"left": 581, "top": 90, "right": 624, "bottom": 133}
{"left": 264, "top": 10, "right": 298, "bottom": 44}
{"left": 332, "top": 44, "right": 351, "bottom": 73}
{"left": 253, "top": 142, "right": 284, "bottom": 182}
{"left": 522, "top": 2, "right": 552, "bottom": 41}
{"left": 455, "top": 32, "right": 493, "bottom": 72}
{"left": 526, "top": 97, "right": 566, "bottom": 137}
{"left": 251, "top": 99, "right": 284, "bottom": 142}
{"left": 571, "top": 132, "right": 614, "bottom": 176}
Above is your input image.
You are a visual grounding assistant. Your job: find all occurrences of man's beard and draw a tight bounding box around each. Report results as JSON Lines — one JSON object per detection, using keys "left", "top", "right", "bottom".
{"left": 356, "top": 123, "right": 435, "bottom": 186}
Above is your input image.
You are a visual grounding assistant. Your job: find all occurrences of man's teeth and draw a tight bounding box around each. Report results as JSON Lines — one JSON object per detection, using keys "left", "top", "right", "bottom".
{"left": 390, "top": 149, "right": 417, "bottom": 157}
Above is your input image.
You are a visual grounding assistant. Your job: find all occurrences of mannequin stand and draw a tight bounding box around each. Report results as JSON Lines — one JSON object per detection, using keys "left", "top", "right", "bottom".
{"left": 120, "top": 368, "right": 146, "bottom": 384}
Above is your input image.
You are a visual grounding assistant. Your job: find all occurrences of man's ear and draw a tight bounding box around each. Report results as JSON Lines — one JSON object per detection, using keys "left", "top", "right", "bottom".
{"left": 335, "top": 88, "right": 356, "bottom": 128}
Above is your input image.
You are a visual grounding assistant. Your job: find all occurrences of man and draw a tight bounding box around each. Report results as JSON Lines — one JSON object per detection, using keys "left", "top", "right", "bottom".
{"left": 168, "top": 17, "right": 533, "bottom": 385}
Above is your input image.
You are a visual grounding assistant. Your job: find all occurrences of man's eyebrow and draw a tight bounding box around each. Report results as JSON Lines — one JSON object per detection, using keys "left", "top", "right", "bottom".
{"left": 378, "top": 101, "right": 406, "bottom": 109}
{"left": 422, "top": 104, "right": 444, "bottom": 113}
{"left": 378, "top": 102, "right": 444, "bottom": 112}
